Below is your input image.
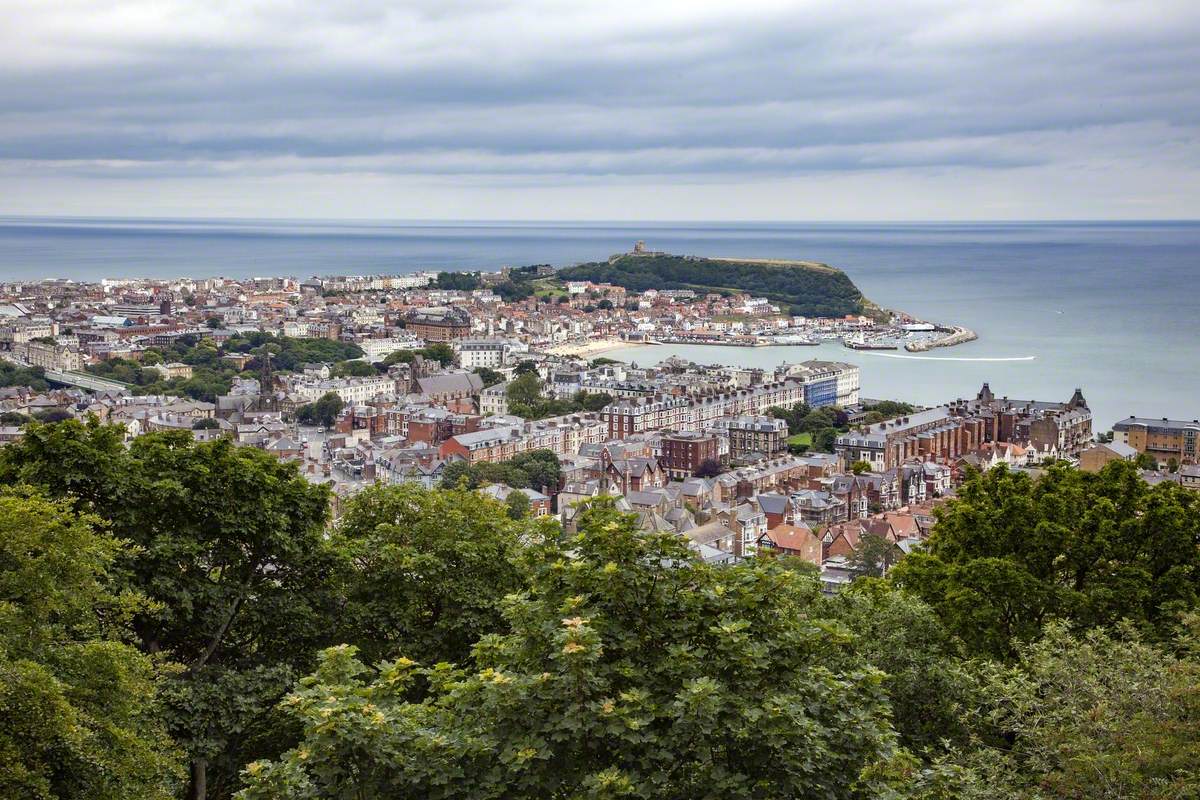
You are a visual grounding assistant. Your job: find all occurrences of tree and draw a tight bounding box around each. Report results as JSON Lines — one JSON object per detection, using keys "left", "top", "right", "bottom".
{"left": 694, "top": 458, "right": 724, "bottom": 478}
{"left": 330, "top": 360, "right": 375, "bottom": 378}
{"left": 381, "top": 348, "right": 416, "bottom": 366}
{"left": 504, "top": 489, "right": 530, "bottom": 520}
{"left": 848, "top": 533, "right": 900, "bottom": 578}
{"left": 862, "top": 400, "right": 917, "bottom": 419}
{"left": 129, "top": 436, "right": 338, "bottom": 799}
{"left": 767, "top": 403, "right": 812, "bottom": 436}
{"left": 33, "top": 408, "right": 73, "bottom": 424}
{"left": 193, "top": 417, "right": 220, "bottom": 430}
{"left": 890, "top": 461, "right": 1200, "bottom": 659}
{"left": 514, "top": 359, "right": 539, "bottom": 376}
{"left": 814, "top": 426, "right": 839, "bottom": 453}
{"left": 421, "top": 342, "right": 455, "bottom": 365}
{"left": 439, "top": 451, "right": 560, "bottom": 494}
{"left": 0, "top": 423, "right": 339, "bottom": 799}
{"left": 819, "top": 582, "right": 974, "bottom": 755}
{"left": 508, "top": 449, "right": 561, "bottom": 491}
{"left": 505, "top": 371, "right": 543, "bottom": 408}
{"left": 475, "top": 366, "right": 505, "bottom": 388}
{"left": 295, "top": 392, "right": 343, "bottom": 428}
{"left": 206, "top": 317, "right": 223, "bottom": 329}
{"left": 239, "top": 501, "right": 906, "bottom": 800}
{"left": 0, "top": 362, "right": 49, "bottom": 391}
{"left": 0, "top": 489, "right": 183, "bottom": 799}
{"left": 572, "top": 389, "right": 613, "bottom": 412}
{"left": 433, "top": 271, "right": 481, "bottom": 291}
{"left": 850, "top": 460, "right": 873, "bottom": 474}
{"left": 333, "top": 483, "right": 535, "bottom": 667}
{"left": 959, "top": 621, "right": 1200, "bottom": 799}
{"left": 439, "top": 460, "right": 474, "bottom": 489}
{"left": 1135, "top": 451, "right": 1159, "bottom": 470}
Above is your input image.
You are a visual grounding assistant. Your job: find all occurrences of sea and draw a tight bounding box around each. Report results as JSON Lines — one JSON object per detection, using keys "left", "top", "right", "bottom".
{"left": 0, "top": 217, "right": 1196, "bottom": 431}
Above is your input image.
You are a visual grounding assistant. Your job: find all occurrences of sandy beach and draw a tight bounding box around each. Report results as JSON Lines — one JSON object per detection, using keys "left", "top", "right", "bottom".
{"left": 543, "top": 338, "right": 650, "bottom": 358}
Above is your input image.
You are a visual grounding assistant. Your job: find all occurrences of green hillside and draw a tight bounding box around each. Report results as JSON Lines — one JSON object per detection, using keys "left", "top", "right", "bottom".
{"left": 556, "top": 252, "right": 871, "bottom": 317}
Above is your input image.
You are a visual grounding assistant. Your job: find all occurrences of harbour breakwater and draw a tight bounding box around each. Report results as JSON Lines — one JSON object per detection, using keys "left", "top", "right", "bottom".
{"left": 904, "top": 325, "right": 978, "bottom": 352}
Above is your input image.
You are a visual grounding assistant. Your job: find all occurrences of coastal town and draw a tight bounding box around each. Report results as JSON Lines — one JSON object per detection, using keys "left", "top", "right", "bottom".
{"left": 0, "top": 255, "right": 1195, "bottom": 587}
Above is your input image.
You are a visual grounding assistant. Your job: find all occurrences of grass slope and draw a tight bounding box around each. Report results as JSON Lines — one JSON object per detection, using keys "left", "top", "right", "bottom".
{"left": 557, "top": 253, "right": 870, "bottom": 317}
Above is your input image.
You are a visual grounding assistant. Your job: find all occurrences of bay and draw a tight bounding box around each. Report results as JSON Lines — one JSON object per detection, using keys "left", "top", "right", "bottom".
{"left": 0, "top": 217, "right": 1196, "bottom": 430}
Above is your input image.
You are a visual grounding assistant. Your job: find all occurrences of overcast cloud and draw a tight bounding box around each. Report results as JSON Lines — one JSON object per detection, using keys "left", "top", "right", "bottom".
{"left": 1, "top": 0, "right": 1198, "bottom": 219}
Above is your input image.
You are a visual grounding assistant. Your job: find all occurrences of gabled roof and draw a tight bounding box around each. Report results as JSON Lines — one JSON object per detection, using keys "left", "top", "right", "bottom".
{"left": 756, "top": 492, "right": 789, "bottom": 516}
{"left": 1094, "top": 441, "right": 1138, "bottom": 458}
{"left": 685, "top": 520, "right": 737, "bottom": 547}
{"left": 762, "top": 523, "right": 820, "bottom": 563}
{"left": 417, "top": 373, "right": 484, "bottom": 396}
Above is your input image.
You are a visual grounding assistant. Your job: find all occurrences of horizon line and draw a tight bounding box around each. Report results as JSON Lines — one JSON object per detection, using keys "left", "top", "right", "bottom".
{"left": 2, "top": 214, "right": 1199, "bottom": 226}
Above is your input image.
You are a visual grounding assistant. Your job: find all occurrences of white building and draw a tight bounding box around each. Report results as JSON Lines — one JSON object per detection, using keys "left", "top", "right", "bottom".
{"left": 356, "top": 337, "right": 424, "bottom": 362}
{"left": 456, "top": 338, "right": 513, "bottom": 369}
{"left": 288, "top": 375, "right": 396, "bottom": 405}
{"left": 480, "top": 382, "right": 510, "bottom": 415}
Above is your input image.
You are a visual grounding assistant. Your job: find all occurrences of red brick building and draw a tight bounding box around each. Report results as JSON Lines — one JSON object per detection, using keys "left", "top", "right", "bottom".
{"left": 659, "top": 431, "right": 719, "bottom": 479}
{"left": 405, "top": 307, "right": 472, "bottom": 341}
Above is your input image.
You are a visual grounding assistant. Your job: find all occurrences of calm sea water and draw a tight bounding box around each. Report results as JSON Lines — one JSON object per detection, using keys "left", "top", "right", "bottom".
{"left": 0, "top": 217, "right": 1196, "bottom": 430}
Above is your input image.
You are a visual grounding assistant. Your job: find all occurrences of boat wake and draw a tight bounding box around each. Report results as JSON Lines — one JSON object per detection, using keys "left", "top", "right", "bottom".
{"left": 857, "top": 352, "right": 1036, "bottom": 362}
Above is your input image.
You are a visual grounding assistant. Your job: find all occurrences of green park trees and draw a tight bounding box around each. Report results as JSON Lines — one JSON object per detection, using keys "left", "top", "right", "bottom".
{"left": 503, "top": 372, "right": 613, "bottom": 420}
{"left": 295, "top": 392, "right": 344, "bottom": 427}
{"left": 439, "top": 449, "right": 562, "bottom": 493}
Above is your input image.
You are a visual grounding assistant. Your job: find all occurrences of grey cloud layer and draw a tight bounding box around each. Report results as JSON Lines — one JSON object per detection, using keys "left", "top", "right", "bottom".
{"left": 1, "top": 0, "right": 1198, "bottom": 215}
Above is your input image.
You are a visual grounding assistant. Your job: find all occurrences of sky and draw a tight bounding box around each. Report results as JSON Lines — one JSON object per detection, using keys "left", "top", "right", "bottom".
{"left": 1, "top": 0, "right": 1198, "bottom": 221}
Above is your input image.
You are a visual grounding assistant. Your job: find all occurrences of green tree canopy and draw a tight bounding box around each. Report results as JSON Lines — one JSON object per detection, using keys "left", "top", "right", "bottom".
{"left": 239, "top": 501, "right": 905, "bottom": 800}
{"left": 0, "top": 488, "right": 183, "bottom": 800}
{"left": 296, "top": 392, "right": 344, "bottom": 427}
{"left": 819, "top": 582, "right": 973, "bottom": 755}
{"left": 890, "top": 461, "right": 1200, "bottom": 658}
{"left": 0, "top": 421, "right": 339, "bottom": 799}
{"left": 475, "top": 366, "right": 505, "bottom": 387}
{"left": 960, "top": 620, "right": 1200, "bottom": 799}
{"left": 333, "top": 483, "right": 536, "bottom": 668}
{"left": 330, "top": 359, "right": 376, "bottom": 378}
{"left": 848, "top": 534, "right": 901, "bottom": 578}
{"left": 438, "top": 450, "right": 561, "bottom": 493}
{"left": 505, "top": 371, "right": 543, "bottom": 407}
{"left": 504, "top": 489, "right": 530, "bottom": 519}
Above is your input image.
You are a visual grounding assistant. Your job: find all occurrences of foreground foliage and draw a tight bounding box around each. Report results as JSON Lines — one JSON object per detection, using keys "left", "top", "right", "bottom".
{"left": 961, "top": 621, "right": 1200, "bottom": 799}
{"left": 2, "top": 423, "right": 1199, "bottom": 800}
{"left": 0, "top": 489, "right": 182, "bottom": 799}
{"left": 240, "top": 502, "right": 906, "bottom": 799}
{"left": 334, "top": 483, "right": 542, "bottom": 667}
{"left": 891, "top": 460, "right": 1200, "bottom": 658}
{"left": 0, "top": 420, "right": 336, "bottom": 799}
